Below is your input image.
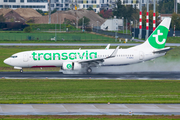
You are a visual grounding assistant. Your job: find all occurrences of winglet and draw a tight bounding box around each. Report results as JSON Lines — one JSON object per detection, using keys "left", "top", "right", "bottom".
{"left": 105, "top": 44, "right": 110, "bottom": 50}
{"left": 107, "top": 46, "right": 119, "bottom": 58}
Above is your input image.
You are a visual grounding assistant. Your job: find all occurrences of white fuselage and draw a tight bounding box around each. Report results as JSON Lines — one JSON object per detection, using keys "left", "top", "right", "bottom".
{"left": 4, "top": 47, "right": 164, "bottom": 69}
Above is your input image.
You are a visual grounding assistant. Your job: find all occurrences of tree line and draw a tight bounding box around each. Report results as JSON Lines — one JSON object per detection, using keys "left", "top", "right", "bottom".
{"left": 1, "top": 0, "right": 180, "bottom": 30}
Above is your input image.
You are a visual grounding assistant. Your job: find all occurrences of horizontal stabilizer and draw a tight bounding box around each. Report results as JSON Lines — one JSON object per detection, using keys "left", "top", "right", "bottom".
{"left": 153, "top": 47, "right": 172, "bottom": 53}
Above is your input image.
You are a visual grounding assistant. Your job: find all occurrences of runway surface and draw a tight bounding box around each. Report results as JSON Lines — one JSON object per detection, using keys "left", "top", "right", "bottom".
{"left": 1, "top": 71, "right": 180, "bottom": 79}
{"left": 0, "top": 104, "right": 180, "bottom": 115}
{"left": 1, "top": 43, "right": 180, "bottom": 46}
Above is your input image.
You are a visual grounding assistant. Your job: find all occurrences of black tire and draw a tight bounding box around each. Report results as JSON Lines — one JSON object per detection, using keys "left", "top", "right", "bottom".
{"left": 87, "top": 67, "right": 92, "bottom": 74}
{"left": 20, "top": 69, "right": 23, "bottom": 73}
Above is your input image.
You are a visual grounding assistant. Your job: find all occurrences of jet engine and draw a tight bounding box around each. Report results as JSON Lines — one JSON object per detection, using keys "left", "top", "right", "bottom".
{"left": 62, "top": 62, "right": 82, "bottom": 70}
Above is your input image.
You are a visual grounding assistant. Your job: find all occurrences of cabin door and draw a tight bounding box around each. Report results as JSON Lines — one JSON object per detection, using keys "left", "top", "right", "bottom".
{"left": 23, "top": 53, "right": 29, "bottom": 62}
{"left": 139, "top": 51, "right": 144, "bottom": 60}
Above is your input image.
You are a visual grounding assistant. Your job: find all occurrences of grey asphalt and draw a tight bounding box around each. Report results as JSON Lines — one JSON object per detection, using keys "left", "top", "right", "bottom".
{"left": 0, "top": 104, "right": 179, "bottom": 115}
{"left": 1, "top": 72, "right": 180, "bottom": 79}
{"left": 1, "top": 43, "right": 180, "bottom": 46}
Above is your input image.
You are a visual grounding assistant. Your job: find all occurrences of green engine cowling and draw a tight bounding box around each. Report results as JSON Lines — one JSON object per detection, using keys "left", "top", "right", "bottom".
{"left": 62, "top": 62, "right": 82, "bottom": 70}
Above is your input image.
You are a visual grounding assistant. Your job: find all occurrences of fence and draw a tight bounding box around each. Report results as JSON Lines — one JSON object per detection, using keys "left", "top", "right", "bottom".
{"left": 0, "top": 32, "right": 115, "bottom": 42}
{"left": 131, "top": 28, "right": 180, "bottom": 39}
{"left": 92, "top": 28, "right": 132, "bottom": 40}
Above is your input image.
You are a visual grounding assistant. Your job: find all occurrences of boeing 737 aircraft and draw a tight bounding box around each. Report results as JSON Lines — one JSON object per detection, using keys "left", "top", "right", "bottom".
{"left": 4, "top": 18, "right": 172, "bottom": 74}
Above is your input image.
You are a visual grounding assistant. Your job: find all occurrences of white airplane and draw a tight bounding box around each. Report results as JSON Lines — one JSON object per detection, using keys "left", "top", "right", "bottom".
{"left": 4, "top": 18, "right": 172, "bottom": 74}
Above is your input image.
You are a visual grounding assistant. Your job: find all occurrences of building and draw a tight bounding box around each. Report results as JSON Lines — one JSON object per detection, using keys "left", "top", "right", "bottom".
{"left": 122, "top": 0, "right": 162, "bottom": 9}
{"left": 101, "top": 18, "right": 123, "bottom": 31}
{"left": 51, "top": 0, "right": 101, "bottom": 13}
{"left": 0, "top": 0, "right": 48, "bottom": 11}
{"left": 4, "top": 10, "right": 26, "bottom": 22}
{"left": 0, "top": 0, "right": 162, "bottom": 13}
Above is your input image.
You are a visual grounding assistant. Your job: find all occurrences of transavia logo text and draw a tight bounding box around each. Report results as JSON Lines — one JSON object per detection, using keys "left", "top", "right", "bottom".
{"left": 32, "top": 51, "right": 97, "bottom": 61}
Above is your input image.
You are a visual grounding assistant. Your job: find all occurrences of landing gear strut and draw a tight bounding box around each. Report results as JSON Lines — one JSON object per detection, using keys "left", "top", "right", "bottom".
{"left": 20, "top": 69, "right": 23, "bottom": 73}
{"left": 87, "top": 67, "right": 92, "bottom": 74}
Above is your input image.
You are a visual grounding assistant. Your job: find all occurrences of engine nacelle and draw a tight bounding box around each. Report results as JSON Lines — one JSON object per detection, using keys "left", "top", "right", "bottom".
{"left": 62, "top": 62, "right": 82, "bottom": 70}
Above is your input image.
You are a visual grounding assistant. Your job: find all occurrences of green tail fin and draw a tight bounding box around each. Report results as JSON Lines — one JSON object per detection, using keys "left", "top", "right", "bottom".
{"left": 147, "top": 18, "right": 171, "bottom": 49}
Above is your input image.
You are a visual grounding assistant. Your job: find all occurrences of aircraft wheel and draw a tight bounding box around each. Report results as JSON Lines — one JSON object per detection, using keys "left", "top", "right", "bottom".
{"left": 20, "top": 69, "right": 23, "bottom": 73}
{"left": 87, "top": 67, "right": 92, "bottom": 74}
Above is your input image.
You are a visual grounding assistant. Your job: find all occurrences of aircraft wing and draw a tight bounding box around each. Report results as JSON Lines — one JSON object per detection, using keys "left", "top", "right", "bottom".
{"left": 78, "top": 46, "right": 119, "bottom": 64}
{"left": 153, "top": 47, "right": 172, "bottom": 54}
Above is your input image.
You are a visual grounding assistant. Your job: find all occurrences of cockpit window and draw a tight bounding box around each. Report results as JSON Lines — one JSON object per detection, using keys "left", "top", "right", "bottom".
{"left": 11, "top": 56, "right": 17, "bottom": 58}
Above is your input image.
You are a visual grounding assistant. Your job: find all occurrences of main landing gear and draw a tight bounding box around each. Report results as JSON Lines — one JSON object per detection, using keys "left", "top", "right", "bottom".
{"left": 86, "top": 67, "right": 92, "bottom": 74}
{"left": 20, "top": 69, "right": 23, "bottom": 73}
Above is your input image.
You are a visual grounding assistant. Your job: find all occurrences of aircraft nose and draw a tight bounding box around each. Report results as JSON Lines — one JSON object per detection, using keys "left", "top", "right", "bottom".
{"left": 4, "top": 58, "right": 11, "bottom": 65}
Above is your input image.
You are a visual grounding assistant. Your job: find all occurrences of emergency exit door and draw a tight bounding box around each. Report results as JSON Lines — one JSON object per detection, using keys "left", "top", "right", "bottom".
{"left": 139, "top": 51, "right": 144, "bottom": 60}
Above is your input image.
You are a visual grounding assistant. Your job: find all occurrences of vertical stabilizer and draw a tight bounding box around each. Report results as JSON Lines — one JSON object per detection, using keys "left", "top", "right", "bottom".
{"left": 137, "top": 18, "right": 171, "bottom": 50}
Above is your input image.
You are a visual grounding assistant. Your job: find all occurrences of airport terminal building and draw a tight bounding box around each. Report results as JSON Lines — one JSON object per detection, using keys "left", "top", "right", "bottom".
{"left": 51, "top": 0, "right": 117, "bottom": 13}
{"left": 0, "top": 0, "right": 48, "bottom": 11}
{"left": 0, "top": 0, "right": 162, "bottom": 13}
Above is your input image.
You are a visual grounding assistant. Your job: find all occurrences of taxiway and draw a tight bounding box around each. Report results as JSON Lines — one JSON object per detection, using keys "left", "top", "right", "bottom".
{"left": 0, "top": 104, "right": 179, "bottom": 115}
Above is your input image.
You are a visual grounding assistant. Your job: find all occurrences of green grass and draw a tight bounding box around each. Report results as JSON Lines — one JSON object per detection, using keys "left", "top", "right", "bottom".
{"left": 166, "top": 37, "right": 180, "bottom": 43}
{"left": 118, "top": 30, "right": 131, "bottom": 34}
{"left": 0, "top": 31, "right": 137, "bottom": 43}
{"left": 1, "top": 31, "right": 180, "bottom": 44}
{"left": 0, "top": 32, "right": 117, "bottom": 42}
{"left": 160, "top": 46, "right": 180, "bottom": 61}
{"left": 28, "top": 23, "right": 78, "bottom": 32}
{"left": 0, "top": 79, "right": 179, "bottom": 104}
